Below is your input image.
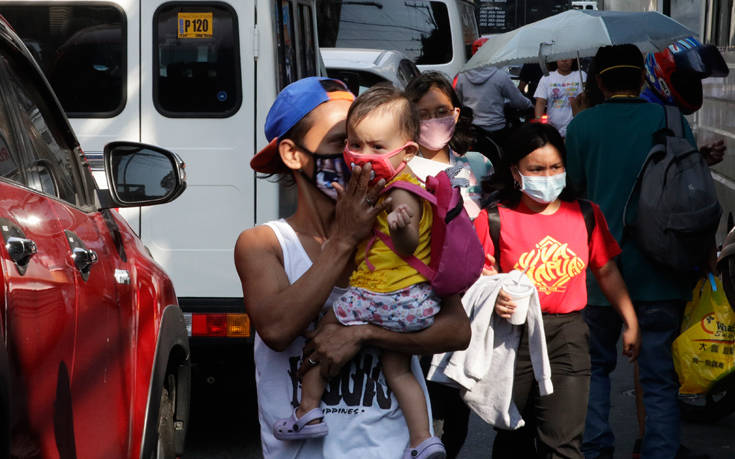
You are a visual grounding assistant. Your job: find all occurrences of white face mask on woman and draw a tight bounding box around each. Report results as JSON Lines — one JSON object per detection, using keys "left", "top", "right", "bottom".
{"left": 517, "top": 171, "right": 567, "bottom": 204}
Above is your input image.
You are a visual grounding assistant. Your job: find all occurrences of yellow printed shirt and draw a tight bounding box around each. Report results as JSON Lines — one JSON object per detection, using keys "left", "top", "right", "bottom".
{"left": 350, "top": 171, "right": 433, "bottom": 293}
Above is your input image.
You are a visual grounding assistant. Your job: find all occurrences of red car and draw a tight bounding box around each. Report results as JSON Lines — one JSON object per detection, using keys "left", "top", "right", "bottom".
{"left": 0, "top": 19, "right": 190, "bottom": 459}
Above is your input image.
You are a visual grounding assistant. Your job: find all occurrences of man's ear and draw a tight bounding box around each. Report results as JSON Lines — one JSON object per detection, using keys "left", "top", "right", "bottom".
{"left": 278, "top": 139, "right": 307, "bottom": 171}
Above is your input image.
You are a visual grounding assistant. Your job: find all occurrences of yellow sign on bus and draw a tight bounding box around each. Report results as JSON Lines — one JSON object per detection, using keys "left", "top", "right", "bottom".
{"left": 178, "top": 12, "right": 213, "bottom": 39}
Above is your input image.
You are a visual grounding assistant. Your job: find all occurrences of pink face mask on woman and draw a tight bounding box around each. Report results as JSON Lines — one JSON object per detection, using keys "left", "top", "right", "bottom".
{"left": 342, "top": 141, "right": 417, "bottom": 184}
{"left": 418, "top": 114, "right": 457, "bottom": 151}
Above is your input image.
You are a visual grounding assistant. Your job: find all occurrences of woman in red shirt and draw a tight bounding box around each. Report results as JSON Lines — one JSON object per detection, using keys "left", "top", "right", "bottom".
{"left": 474, "top": 123, "right": 640, "bottom": 458}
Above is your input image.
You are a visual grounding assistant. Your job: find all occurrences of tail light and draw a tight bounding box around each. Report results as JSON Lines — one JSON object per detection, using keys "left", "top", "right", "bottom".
{"left": 185, "top": 313, "right": 251, "bottom": 338}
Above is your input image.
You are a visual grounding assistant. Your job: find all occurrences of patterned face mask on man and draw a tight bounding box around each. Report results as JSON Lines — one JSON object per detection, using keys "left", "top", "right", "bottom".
{"left": 299, "top": 148, "right": 351, "bottom": 200}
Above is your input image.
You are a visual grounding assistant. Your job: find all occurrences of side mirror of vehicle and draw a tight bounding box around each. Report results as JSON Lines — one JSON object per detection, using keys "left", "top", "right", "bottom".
{"left": 100, "top": 141, "right": 186, "bottom": 208}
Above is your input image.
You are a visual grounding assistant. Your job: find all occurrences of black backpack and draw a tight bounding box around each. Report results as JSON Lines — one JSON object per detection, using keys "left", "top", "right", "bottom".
{"left": 623, "top": 105, "right": 721, "bottom": 272}
{"left": 486, "top": 200, "right": 596, "bottom": 272}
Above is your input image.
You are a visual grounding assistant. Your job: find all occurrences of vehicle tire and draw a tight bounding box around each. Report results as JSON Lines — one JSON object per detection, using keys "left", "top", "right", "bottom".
{"left": 679, "top": 372, "right": 735, "bottom": 423}
{"left": 153, "top": 381, "right": 176, "bottom": 459}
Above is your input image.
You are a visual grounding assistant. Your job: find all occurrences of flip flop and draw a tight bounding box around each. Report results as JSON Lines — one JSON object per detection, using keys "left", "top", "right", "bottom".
{"left": 273, "top": 407, "right": 328, "bottom": 441}
{"left": 403, "top": 436, "right": 446, "bottom": 459}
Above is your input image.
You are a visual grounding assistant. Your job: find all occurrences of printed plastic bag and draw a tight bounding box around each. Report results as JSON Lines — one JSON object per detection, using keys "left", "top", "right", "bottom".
{"left": 673, "top": 275, "right": 735, "bottom": 394}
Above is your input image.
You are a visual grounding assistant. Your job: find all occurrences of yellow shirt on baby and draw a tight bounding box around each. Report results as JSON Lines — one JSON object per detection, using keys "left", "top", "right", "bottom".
{"left": 349, "top": 171, "right": 433, "bottom": 293}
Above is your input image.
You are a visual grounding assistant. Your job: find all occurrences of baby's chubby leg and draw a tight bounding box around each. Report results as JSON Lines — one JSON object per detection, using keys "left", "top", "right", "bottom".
{"left": 298, "top": 309, "right": 340, "bottom": 420}
{"left": 382, "top": 351, "right": 431, "bottom": 448}
{"left": 273, "top": 310, "right": 340, "bottom": 441}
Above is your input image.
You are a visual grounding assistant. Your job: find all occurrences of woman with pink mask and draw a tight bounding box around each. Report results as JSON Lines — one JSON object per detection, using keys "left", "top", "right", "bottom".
{"left": 405, "top": 72, "right": 492, "bottom": 458}
{"left": 405, "top": 72, "right": 493, "bottom": 221}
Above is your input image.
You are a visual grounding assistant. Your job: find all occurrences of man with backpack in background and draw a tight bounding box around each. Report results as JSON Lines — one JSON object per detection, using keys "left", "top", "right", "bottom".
{"left": 565, "top": 44, "right": 720, "bottom": 459}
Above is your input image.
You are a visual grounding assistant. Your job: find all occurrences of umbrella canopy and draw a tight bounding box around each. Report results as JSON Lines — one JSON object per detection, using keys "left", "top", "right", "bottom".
{"left": 464, "top": 9, "right": 695, "bottom": 72}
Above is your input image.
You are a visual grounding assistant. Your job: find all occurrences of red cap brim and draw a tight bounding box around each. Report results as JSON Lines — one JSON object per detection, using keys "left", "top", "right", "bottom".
{"left": 250, "top": 138, "right": 281, "bottom": 174}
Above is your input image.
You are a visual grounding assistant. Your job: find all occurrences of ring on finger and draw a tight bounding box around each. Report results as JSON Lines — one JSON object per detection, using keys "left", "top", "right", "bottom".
{"left": 306, "top": 357, "right": 319, "bottom": 367}
{"left": 365, "top": 197, "right": 376, "bottom": 206}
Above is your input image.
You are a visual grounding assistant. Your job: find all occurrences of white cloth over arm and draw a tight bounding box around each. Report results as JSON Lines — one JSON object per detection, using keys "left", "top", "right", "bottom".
{"left": 427, "top": 273, "right": 553, "bottom": 430}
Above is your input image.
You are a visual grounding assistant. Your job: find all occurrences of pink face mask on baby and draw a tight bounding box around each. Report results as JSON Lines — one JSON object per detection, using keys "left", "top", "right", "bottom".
{"left": 418, "top": 114, "right": 457, "bottom": 151}
{"left": 342, "top": 141, "right": 417, "bottom": 184}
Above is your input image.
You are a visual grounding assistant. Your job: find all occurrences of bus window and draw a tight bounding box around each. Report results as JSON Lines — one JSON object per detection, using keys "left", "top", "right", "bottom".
{"left": 154, "top": 2, "right": 242, "bottom": 117}
{"left": 298, "top": 4, "right": 317, "bottom": 78}
{"left": 275, "top": 0, "right": 298, "bottom": 89}
{"left": 317, "top": 1, "right": 453, "bottom": 66}
{"left": 0, "top": 4, "right": 125, "bottom": 117}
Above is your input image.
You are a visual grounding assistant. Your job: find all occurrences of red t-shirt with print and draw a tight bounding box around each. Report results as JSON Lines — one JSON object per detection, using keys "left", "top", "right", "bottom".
{"left": 473, "top": 200, "right": 621, "bottom": 314}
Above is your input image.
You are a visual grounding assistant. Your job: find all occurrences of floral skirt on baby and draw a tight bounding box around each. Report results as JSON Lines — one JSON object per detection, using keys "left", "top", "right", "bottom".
{"left": 332, "top": 282, "right": 441, "bottom": 332}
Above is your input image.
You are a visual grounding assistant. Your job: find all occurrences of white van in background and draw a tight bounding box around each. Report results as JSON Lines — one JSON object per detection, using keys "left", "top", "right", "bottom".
{"left": 317, "top": 0, "right": 479, "bottom": 78}
{"left": 0, "top": 0, "right": 320, "bottom": 410}
{"left": 321, "top": 48, "right": 421, "bottom": 93}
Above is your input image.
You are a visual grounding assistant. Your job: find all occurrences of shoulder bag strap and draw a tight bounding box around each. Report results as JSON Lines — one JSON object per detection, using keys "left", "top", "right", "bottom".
{"left": 486, "top": 204, "right": 501, "bottom": 272}
{"left": 664, "top": 104, "right": 684, "bottom": 138}
{"left": 381, "top": 180, "right": 437, "bottom": 205}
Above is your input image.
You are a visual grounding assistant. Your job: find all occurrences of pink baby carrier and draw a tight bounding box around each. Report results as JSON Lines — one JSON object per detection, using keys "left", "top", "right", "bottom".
{"left": 367, "top": 165, "right": 484, "bottom": 297}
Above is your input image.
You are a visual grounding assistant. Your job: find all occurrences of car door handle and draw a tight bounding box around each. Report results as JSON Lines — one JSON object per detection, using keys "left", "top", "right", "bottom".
{"left": 71, "top": 247, "right": 98, "bottom": 277}
{"left": 6, "top": 236, "right": 37, "bottom": 266}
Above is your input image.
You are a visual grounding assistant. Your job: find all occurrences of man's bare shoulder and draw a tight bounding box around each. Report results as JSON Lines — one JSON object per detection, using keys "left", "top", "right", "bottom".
{"left": 235, "top": 224, "right": 282, "bottom": 267}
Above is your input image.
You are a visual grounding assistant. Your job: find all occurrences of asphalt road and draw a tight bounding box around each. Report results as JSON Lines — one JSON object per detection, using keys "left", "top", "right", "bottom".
{"left": 184, "top": 345, "right": 735, "bottom": 458}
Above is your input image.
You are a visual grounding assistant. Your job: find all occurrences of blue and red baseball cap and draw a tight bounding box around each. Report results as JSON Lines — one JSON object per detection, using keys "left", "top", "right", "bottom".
{"left": 250, "top": 77, "right": 355, "bottom": 173}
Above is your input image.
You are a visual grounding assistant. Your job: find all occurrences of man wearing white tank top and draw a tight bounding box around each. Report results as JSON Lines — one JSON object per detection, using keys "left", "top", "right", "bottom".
{"left": 234, "top": 77, "right": 470, "bottom": 459}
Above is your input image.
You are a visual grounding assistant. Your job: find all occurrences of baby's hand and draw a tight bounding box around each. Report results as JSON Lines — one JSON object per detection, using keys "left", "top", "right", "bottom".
{"left": 387, "top": 204, "right": 413, "bottom": 230}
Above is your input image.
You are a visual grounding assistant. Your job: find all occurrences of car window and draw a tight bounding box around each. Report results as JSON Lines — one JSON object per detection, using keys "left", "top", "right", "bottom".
{"left": 0, "top": 4, "right": 125, "bottom": 118}
{"left": 460, "top": 2, "right": 479, "bottom": 59}
{"left": 154, "top": 2, "right": 242, "bottom": 117}
{"left": 297, "top": 4, "right": 317, "bottom": 78}
{"left": 275, "top": 0, "right": 298, "bottom": 89}
{"left": 398, "top": 59, "right": 421, "bottom": 88}
{"left": 325, "top": 68, "right": 386, "bottom": 94}
{"left": 317, "top": 1, "right": 453, "bottom": 66}
{"left": 0, "top": 54, "right": 84, "bottom": 206}
{"left": 0, "top": 77, "right": 23, "bottom": 184}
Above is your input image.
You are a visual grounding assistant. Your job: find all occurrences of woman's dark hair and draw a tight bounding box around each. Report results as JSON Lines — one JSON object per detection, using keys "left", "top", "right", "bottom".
{"left": 404, "top": 71, "right": 474, "bottom": 154}
{"left": 481, "top": 122, "right": 577, "bottom": 207}
{"left": 547, "top": 59, "right": 579, "bottom": 72}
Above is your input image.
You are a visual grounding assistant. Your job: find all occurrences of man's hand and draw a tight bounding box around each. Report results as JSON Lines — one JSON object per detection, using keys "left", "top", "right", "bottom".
{"left": 331, "top": 163, "right": 390, "bottom": 247}
{"left": 300, "top": 322, "right": 364, "bottom": 380}
{"left": 622, "top": 322, "right": 641, "bottom": 362}
{"left": 569, "top": 93, "right": 589, "bottom": 116}
{"left": 700, "top": 139, "right": 726, "bottom": 166}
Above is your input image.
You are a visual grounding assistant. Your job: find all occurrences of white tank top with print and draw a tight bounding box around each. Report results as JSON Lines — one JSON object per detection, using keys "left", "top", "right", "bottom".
{"left": 255, "top": 219, "right": 431, "bottom": 459}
